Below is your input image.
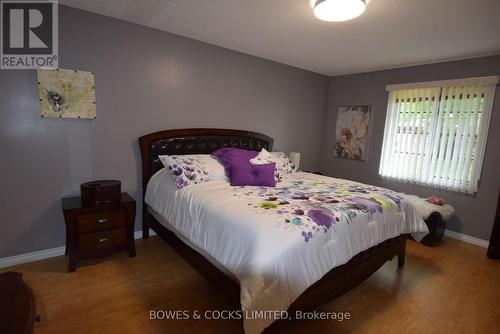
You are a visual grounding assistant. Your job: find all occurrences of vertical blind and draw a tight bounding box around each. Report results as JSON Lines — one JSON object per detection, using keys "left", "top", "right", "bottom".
{"left": 379, "top": 78, "right": 497, "bottom": 194}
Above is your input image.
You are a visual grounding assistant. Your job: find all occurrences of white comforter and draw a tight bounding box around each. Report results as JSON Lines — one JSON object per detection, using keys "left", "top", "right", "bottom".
{"left": 145, "top": 170, "right": 428, "bottom": 334}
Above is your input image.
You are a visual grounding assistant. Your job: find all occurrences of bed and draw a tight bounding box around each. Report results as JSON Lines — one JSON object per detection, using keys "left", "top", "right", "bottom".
{"left": 139, "top": 128, "right": 428, "bottom": 334}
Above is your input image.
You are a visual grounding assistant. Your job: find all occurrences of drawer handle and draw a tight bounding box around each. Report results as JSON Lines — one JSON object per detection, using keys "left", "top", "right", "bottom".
{"left": 98, "top": 238, "right": 108, "bottom": 243}
{"left": 97, "top": 218, "right": 108, "bottom": 224}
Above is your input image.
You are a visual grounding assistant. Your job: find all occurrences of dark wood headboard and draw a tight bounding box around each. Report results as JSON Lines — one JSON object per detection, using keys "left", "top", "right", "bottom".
{"left": 138, "top": 128, "right": 273, "bottom": 195}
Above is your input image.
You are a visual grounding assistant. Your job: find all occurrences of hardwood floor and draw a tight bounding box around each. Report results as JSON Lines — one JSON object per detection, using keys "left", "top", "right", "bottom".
{"left": 2, "top": 236, "right": 499, "bottom": 334}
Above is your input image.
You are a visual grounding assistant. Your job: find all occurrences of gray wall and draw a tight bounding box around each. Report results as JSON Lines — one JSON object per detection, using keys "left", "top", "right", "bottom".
{"left": 0, "top": 6, "right": 328, "bottom": 258}
{"left": 1, "top": 5, "right": 497, "bottom": 259}
{"left": 321, "top": 55, "right": 500, "bottom": 240}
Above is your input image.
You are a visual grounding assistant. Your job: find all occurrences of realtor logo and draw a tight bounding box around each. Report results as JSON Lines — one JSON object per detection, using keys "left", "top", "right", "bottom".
{"left": 1, "top": 0, "right": 58, "bottom": 69}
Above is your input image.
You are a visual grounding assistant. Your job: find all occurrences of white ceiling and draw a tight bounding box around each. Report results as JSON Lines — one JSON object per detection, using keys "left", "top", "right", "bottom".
{"left": 61, "top": 0, "right": 500, "bottom": 76}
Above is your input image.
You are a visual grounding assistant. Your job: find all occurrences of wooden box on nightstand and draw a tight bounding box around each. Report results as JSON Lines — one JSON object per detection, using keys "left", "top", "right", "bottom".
{"left": 62, "top": 192, "right": 136, "bottom": 272}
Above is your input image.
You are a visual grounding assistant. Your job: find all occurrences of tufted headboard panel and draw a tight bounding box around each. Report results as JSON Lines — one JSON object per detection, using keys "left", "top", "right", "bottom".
{"left": 138, "top": 128, "right": 273, "bottom": 195}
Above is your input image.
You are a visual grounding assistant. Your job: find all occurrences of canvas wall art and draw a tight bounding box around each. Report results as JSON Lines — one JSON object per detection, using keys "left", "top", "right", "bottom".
{"left": 334, "top": 105, "right": 371, "bottom": 160}
{"left": 38, "top": 68, "right": 96, "bottom": 119}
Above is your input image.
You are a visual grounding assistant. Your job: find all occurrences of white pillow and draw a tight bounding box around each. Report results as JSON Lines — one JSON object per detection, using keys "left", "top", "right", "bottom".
{"left": 250, "top": 149, "right": 297, "bottom": 182}
{"left": 158, "top": 154, "right": 227, "bottom": 189}
{"left": 249, "top": 148, "right": 275, "bottom": 165}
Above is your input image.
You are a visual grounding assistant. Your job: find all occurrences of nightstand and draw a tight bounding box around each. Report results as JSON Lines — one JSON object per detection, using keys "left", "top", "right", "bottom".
{"left": 62, "top": 192, "right": 136, "bottom": 272}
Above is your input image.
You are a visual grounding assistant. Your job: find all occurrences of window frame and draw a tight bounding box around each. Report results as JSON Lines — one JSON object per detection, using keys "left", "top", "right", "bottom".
{"left": 379, "top": 76, "right": 498, "bottom": 194}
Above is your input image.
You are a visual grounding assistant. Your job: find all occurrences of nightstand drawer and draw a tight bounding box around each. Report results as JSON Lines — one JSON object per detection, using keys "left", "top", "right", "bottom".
{"left": 78, "top": 228, "right": 127, "bottom": 253}
{"left": 77, "top": 209, "right": 126, "bottom": 233}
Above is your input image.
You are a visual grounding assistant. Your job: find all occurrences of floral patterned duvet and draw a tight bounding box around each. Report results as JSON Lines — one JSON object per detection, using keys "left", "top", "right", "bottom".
{"left": 232, "top": 173, "right": 407, "bottom": 242}
{"left": 146, "top": 170, "right": 428, "bottom": 334}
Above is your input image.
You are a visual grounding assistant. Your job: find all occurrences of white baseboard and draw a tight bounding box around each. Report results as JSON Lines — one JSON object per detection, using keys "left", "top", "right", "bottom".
{"left": 0, "top": 229, "right": 157, "bottom": 269}
{"left": 444, "top": 229, "right": 489, "bottom": 248}
{"left": 0, "top": 228, "right": 488, "bottom": 268}
{"left": 0, "top": 246, "right": 67, "bottom": 269}
{"left": 133, "top": 229, "right": 157, "bottom": 239}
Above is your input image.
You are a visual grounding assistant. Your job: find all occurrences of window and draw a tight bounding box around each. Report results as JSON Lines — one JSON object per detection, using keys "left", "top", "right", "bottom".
{"left": 379, "top": 76, "right": 498, "bottom": 194}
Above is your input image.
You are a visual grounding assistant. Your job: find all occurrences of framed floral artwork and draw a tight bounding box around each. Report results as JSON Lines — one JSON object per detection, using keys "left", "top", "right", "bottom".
{"left": 334, "top": 105, "right": 372, "bottom": 160}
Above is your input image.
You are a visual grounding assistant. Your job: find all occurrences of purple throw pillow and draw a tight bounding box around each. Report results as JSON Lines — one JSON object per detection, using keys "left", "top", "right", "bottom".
{"left": 211, "top": 148, "right": 276, "bottom": 187}
{"left": 212, "top": 148, "right": 258, "bottom": 179}
{"left": 251, "top": 163, "right": 276, "bottom": 187}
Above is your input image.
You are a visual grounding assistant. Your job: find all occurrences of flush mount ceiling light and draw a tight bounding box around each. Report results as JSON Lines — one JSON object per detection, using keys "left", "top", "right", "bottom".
{"left": 313, "top": 0, "right": 366, "bottom": 22}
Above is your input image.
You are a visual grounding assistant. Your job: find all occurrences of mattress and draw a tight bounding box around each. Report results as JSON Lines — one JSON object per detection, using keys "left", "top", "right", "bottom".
{"left": 145, "top": 169, "right": 428, "bottom": 334}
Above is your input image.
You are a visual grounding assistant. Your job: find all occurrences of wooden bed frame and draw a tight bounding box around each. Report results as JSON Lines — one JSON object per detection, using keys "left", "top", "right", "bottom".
{"left": 138, "top": 128, "right": 406, "bottom": 330}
